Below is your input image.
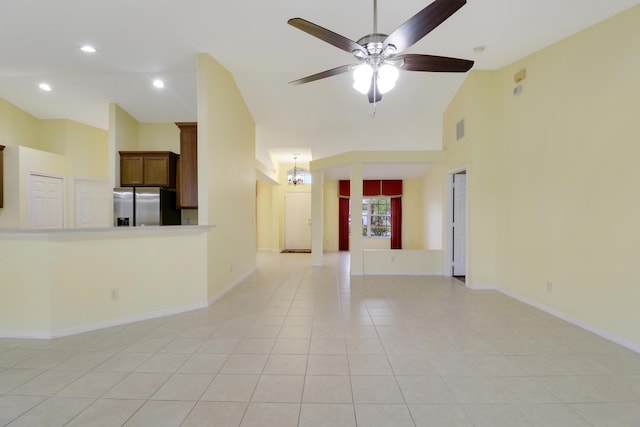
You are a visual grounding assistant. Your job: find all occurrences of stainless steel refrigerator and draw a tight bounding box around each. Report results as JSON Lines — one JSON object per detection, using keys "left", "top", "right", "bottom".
{"left": 113, "top": 187, "right": 181, "bottom": 226}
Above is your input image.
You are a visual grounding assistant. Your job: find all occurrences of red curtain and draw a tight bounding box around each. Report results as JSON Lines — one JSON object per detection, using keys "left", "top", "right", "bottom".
{"left": 339, "top": 180, "right": 402, "bottom": 197}
{"left": 338, "top": 197, "right": 350, "bottom": 251}
{"left": 382, "top": 180, "right": 402, "bottom": 196}
{"left": 390, "top": 197, "right": 402, "bottom": 249}
{"left": 363, "top": 180, "right": 381, "bottom": 196}
{"left": 339, "top": 180, "right": 350, "bottom": 197}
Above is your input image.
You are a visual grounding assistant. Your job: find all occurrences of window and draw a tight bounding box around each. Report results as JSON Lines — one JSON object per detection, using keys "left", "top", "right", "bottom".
{"left": 361, "top": 198, "right": 391, "bottom": 237}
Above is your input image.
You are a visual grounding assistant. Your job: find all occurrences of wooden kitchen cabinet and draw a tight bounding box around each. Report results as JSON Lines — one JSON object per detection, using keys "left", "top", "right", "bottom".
{"left": 0, "top": 145, "right": 4, "bottom": 208}
{"left": 119, "top": 151, "right": 178, "bottom": 187}
{"left": 175, "top": 122, "right": 198, "bottom": 208}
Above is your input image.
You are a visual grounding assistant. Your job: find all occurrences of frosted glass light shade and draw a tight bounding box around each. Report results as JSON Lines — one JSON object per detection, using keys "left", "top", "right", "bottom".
{"left": 353, "top": 64, "right": 374, "bottom": 94}
{"left": 377, "top": 64, "right": 399, "bottom": 94}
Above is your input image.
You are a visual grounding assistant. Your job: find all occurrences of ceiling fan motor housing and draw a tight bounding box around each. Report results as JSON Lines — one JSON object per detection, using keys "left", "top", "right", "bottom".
{"left": 356, "top": 34, "right": 397, "bottom": 59}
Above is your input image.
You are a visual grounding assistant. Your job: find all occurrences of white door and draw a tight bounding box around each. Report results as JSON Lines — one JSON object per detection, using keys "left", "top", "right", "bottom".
{"left": 285, "top": 192, "right": 312, "bottom": 250}
{"left": 29, "top": 174, "right": 64, "bottom": 229}
{"left": 452, "top": 173, "right": 467, "bottom": 276}
{"left": 74, "top": 178, "right": 110, "bottom": 228}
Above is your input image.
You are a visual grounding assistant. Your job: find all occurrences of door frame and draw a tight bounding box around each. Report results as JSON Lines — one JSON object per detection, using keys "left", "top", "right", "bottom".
{"left": 445, "top": 166, "right": 468, "bottom": 278}
{"left": 284, "top": 191, "right": 312, "bottom": 250}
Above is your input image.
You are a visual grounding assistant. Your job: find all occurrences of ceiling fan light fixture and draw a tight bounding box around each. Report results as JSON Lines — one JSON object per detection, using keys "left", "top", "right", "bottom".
{"left": 353, "top": 64, "right": 374, "bottom": 94}
{"left": 381, "top": 44, "right": 396, "bottom": 59}
{"left": 377, "top": 63, "right": 399, "bottom": 94}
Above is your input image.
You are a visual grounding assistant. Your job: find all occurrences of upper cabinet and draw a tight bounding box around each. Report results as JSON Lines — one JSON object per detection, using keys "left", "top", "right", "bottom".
{"left": 176, "top": 122, "right": 198, "bottom": 209}
{"left": 119, "top": 151, "right": 178, "bottom": 187}
{"left": 0, "top": 145, "right": 4, "bottom": 208}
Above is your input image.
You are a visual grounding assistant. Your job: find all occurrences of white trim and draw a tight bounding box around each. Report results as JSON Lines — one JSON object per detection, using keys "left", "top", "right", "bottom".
{"left": 497, "top": 287, "right": 640, "bottom": 354}
{"left": 0, "top": 301, "right": 208, "bottom": 340}
{"left": 444, "top": 165, "right": 468, "bottom": 277}
{"left": 208, "top": 267, "right": 257, "bottom": 306}
{"left": 466, "top": 283, "right": 497, "bottom": 290}
{"left": 364, "top": 272, "right": 444, "bottom": 276}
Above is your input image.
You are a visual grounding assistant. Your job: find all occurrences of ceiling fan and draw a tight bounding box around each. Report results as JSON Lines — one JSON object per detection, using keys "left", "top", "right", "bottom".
{"left": 288, "top": 0, "right": 474, "bottom": 103}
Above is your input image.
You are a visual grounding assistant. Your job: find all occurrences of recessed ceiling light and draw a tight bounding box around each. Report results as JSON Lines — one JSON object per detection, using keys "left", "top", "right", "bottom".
{"left": 80, "top": 45, "right": 96, "bottom": 53}
{"left": 39, "top": 83, "right": 52, "bottom": 91}
{"left": 152, "top": 79, "right": 165, "bottom": 89}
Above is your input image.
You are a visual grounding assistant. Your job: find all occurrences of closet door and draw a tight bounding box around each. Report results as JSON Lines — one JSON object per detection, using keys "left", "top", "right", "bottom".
{"left": 29, "top": 174, "right": 64, "bottom": 229}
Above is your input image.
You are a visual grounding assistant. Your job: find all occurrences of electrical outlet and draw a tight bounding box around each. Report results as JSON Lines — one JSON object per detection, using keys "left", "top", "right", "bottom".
{"left": 110, "top": 288, "right": 119, "bottom": 301}
{"left": 230, "top": 265, "right": 233, "bottom": 273}
{"left": 546, "top": 281, "right": 553, "bottom": 293}
{"left": 391, "top": 256, "right": 395, "bottom": 262}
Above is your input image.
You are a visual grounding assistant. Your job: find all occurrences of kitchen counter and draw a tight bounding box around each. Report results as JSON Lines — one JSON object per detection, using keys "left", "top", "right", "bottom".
{"left": 0, "top": 225, "right": 213, "bottom": 339}
{"left": 0, "top": 225, "right": 213, "bottom": 239}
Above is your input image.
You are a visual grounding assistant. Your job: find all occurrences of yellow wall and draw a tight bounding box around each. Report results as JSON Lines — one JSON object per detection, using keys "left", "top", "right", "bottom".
{"left": 138, "top": 122, "right": 180, "bottom": 152}
{"left": 402, "top": 179, "right": 424, "bottom": 249}
{"left": 0, "top": 230, "right": 208, "bottom": 336}
{"left": 110, "top": 104, "right": 139, "bottom": 188}
{"left": 0, "top": 237, "right": 51, "bottom": 330}
{"left": 47, "top": 232, "right": 207, "bottom": 331}
{"left": 323, "top": 180, "right": 339, "bottom": 251}
{"left": 197, "top": 53, "right": 257, "bottom": 299}
{"left": 0, "top": 98, "right": 40, "bottom": 149}
{"left": 62, "top": 120, "right": 109, "bottom": 178}
{"left": 437, "top": 5, "right": 640, "bottom": 347}
{"left": 38, "top": 120, "right": 67, "bottom": 154}
{"left": 422, "top": 167, "right": 444, "bottom": 250}
{"left": 0, "top": 99, "right": 109, "bottom": 229}
{"left": 256, "top": 180, "right": 276, "bottom": 251}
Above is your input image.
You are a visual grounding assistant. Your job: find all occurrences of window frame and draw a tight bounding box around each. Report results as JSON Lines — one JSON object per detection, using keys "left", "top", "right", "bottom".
{"left": 361, "top": 197, "right": 391, "bottom": 238}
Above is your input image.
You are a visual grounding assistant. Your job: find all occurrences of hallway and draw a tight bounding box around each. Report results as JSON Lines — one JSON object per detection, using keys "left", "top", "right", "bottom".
{"left": 1, "top": 252, "right": 639, "bottom": 426}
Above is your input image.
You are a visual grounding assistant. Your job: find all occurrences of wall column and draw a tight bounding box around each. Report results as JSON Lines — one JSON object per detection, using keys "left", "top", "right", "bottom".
{"left": 311, "top": 170, "right": 324, "bottom": 266}
{"left": 350, "top": 163, "right": 364, "bottom": 275}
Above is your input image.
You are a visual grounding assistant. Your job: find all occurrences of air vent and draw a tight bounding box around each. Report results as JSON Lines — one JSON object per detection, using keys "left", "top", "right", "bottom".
{"left": 456, "top": 119, "right": 465, "bottom": 141}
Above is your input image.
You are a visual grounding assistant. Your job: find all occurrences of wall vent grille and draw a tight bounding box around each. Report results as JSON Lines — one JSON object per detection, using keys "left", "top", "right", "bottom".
{"left": 456, "top": 119, "right": 465, "bottom": 141}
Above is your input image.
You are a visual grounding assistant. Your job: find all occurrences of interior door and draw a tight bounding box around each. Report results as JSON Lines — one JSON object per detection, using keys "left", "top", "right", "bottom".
{"left": 74, "top": 178, "right": 110, "bottom": 228}
{"left": 29, "top": 174, "right": 64, "bottom": 229}
{"left": 452, "top": 172, "right": 467, "bottom": 276}
{"left": 285, "top": 192, "right": 312, "bottom": 250}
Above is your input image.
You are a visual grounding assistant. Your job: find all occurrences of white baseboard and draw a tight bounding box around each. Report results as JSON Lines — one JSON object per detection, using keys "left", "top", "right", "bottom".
{"left": 364, "top": 271, "right": 444, "bottom": 276}
{"left": 208, "top": 267, "right": 256, "bottom": 306}
{"left": 466, "top": 283, "right": 497, "bottom": 290}
{"left": 0, "top": 301, "right": 209, "bottom": 340}
{"left": 497, "top": 287, "right": 640, "bottom": 354}
{"left": 0, "top": 268, "right": 258, "bottom": 340}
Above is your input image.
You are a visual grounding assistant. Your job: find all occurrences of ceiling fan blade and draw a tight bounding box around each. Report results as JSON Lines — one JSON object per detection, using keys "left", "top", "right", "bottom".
{"left": 384, "top": 0, "right": 466, "bottom": 53}
{"left": 288, "top": 18, "right": 365, "bottom": 54}
{"left": 397, "top": 54, "right": 473, "bottom": 72}
{"left": 368, "top": 79, "right": 383, "bottom": 103}
{"left": 289, "top": 64, "right": 353, "bottom": 85}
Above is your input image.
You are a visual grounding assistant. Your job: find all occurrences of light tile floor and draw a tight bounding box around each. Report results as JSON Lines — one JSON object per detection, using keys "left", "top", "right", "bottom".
{"left": 1, "top": 252, "right": 640, "bottom": 426}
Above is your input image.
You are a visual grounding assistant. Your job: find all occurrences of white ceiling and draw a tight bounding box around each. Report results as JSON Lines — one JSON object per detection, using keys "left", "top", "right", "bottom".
{"left": 1, "top": 0, "right": 638, "bottom": 177}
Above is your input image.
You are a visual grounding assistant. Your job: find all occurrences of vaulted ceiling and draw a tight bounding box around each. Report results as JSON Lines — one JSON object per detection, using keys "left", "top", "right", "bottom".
{"left": 1, "top": 0, "right": 638, "bottom": 171}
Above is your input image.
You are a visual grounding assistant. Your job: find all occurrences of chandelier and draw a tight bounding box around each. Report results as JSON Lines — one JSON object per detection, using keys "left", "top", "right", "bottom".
{"left": 287, "top": 156, "right": 304, "bottom": 186}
